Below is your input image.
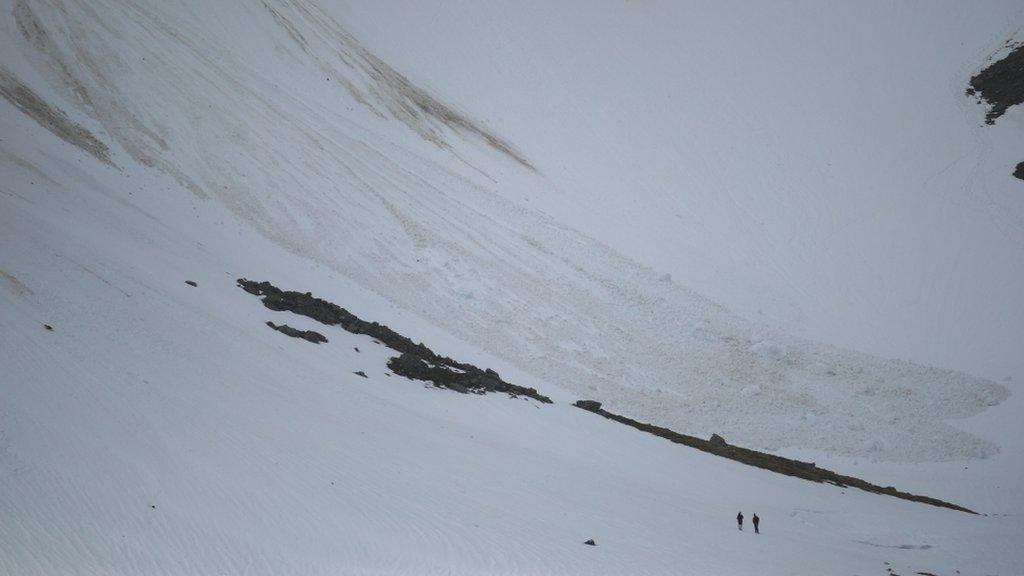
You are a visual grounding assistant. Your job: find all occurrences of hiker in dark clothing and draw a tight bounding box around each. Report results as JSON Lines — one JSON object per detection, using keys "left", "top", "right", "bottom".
{"left": 737, "top": 511, "right": 743, "bottom": 530}
{"left": 752, "top": 513, "right": 760, "bottom": 534}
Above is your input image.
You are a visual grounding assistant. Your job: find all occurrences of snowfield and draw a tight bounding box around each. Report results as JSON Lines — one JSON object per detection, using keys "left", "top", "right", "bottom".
{"left": 1, "top": 0, "right": 1022, "bottom": 574}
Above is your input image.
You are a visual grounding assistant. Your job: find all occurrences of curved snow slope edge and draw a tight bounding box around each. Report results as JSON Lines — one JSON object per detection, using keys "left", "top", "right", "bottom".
{"left": 1, "top": 0, "right": 1009, "bottom": 463}
{"left": 340, "top": 1, "right": 1024, "bottom": 388}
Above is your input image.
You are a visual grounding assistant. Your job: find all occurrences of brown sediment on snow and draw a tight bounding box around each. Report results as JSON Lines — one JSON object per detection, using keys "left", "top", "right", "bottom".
{"left": 259, "top": 0, "right": 534, "bottom": 171}
{"left": 0, "top": 67, "right": 111, "bottom": 164}
{"left": 0, "top": 269, "right": 34, "bottom": 297}
{"left": 573, "top": 400, "right": 976, "bottom": 514}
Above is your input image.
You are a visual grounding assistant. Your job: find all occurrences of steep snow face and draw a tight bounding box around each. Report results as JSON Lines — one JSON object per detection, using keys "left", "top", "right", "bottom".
{"left": 0, "top": 0, "right": 1014, "bottom": 465}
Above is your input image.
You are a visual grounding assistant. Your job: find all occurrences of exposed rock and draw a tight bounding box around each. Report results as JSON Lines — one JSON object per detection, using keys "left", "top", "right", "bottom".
{"left": 239, "top": 279, "right": 551, "bottom": 403}
{"left": 574, "top": 401, "right": 975, "bottom": 514}
{"left": 43, "top": 324, "right": 53, "bottom": 331}
{"left": 386, "top": 352, "right": 540, "bottom": 398}
{"left": 583, "top": 539, "right": 596, "bottom": 546}
{"left": 967, "top": 43, "right": 1024, "bottom": 124}
{"left": 265, "top": 320, "right": 328, "bottom": 344}
{"left": 574, "top": 400, "right": 602, "bottom": 411}
{"left": 353, "top": 371, "right": 368, "bottom": 378}
{"left": 240, "top": 279, "right": 448, "bottom": 358}
{"left": 709, "top": 433, "right": 727, "bottom": 446}
{"left": 185, "top": 280, "right": 197, "bottom": 287}
{"left": 1014, "top": 161, "right": 1024, "bottom": 181}
{"left": 388, "top": 351, "right": 430, "bottom": 379}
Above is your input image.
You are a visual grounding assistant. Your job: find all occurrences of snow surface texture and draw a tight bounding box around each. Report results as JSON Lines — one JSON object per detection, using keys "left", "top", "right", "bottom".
{"left": 1, "top": 0, "right": 1012, "bottom": 463}
{"left": 335, "top": 0, "right": 1024, "bottom": 386}
{"left": 1, "top": 0, "right": 1023, "bottom": 573}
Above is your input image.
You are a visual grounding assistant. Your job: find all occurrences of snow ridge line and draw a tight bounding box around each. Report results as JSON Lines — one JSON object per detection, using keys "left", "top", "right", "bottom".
{"left": 572, "top": 401, "right": 977, "bottom": 514}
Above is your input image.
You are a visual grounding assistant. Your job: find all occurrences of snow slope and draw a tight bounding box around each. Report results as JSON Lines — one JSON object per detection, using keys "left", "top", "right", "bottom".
{"left": 319, "top": 0, "right": 1024, "bottom": 514}
{"left": 1, "top": 0, "right": 1022, "bottom": 574}
{"left": 2, "top": 145, "right": 1021, "bottom": 573}
{"left": 330, "top": 0, "right": 1024, "bottom": 381}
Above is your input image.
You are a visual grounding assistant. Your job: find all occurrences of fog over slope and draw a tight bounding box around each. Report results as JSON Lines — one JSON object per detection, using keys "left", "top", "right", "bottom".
{"left": 1, "top": 1, "right": 1023, "bottom": 573}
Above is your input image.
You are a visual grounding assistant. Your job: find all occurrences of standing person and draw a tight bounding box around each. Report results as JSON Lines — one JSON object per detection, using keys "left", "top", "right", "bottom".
{"left": 752, "top": 513, "right": 760, "bottom": 534}
{"left": 736, "top": 511, "right": 744, "bottom": 531}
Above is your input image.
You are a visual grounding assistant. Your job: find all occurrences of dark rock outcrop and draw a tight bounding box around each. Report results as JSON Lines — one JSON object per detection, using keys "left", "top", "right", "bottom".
{"left": 185, "top": 280, "right": 197, "bottom": 287}
{"left": 967, "top": 46, "right": 1024, "bottom": 181}
{"left": 387, "top": 352, "right": 537, "bottom": 397}
{"left": 709, "top": 433, "right": 727, "bottom": 447}
{"left": 265, "top": 320, "right": 328, "bottom": 344}
{"left": 239, "top": 279, "right": 551, "bottom": 403}
{"left": 574, "top": 400, "right": 602, "bottom": 411}
{"left": 583, "top": 539, "right": 596, "bottom": 546}
{"left": 573, "top": 401, "right": 976, "bottom": 514}
{"left": 240, "top": 279, "right": 459, "bottom": 360}
{"left": 967, "top": 44, "right": 1024, "bottom": 125}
